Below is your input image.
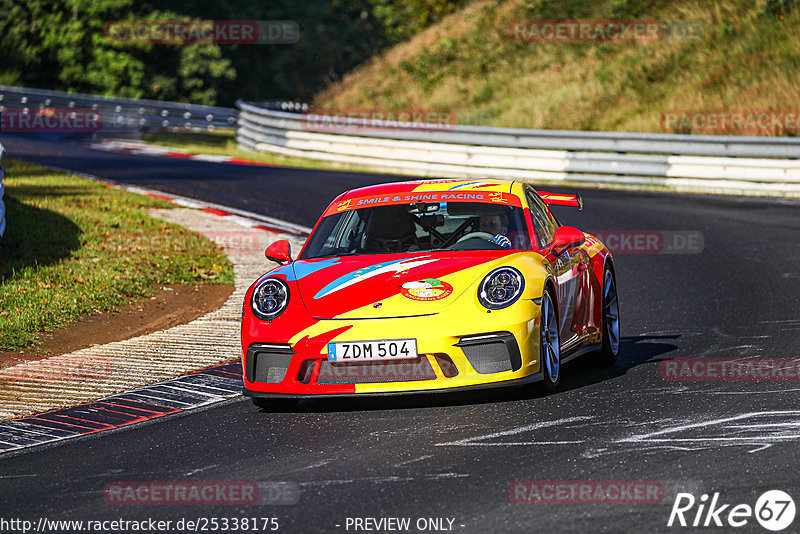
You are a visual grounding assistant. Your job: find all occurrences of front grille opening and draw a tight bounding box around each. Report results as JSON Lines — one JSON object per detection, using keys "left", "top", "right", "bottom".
{"left": 316, "top": 356, "right": 437, "bottom": 385}
{"left": 246, "top": 344, "right": 294, "bottom": 384}
{"left": 456, "top": 332, "right": 522, "bottom": 374}
{"left": 462, "top": 342, "right": 512, "bottom": 374}
{"left": 297, "top": 360, "right": 316, "bottom": 384}
{"left": 433, "top": 354, "right": 459, "bottom": 378}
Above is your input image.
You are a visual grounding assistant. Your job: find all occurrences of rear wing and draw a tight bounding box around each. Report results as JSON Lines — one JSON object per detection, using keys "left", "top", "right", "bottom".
{"left": 537, "top": 191, "right": 583, "bottom": 210}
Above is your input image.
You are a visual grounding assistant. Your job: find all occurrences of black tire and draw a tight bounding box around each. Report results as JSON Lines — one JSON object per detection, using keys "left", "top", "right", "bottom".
{"left": 539, "top": 287, "right": 561, "bottom": 393}
{"left": 597, "top": 267, "right": 620, "bottom": 366}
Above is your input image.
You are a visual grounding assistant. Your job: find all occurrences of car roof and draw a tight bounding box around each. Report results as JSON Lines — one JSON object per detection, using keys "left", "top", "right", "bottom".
{"left": 337, "top": 179, "right": 523, "bottom": 201}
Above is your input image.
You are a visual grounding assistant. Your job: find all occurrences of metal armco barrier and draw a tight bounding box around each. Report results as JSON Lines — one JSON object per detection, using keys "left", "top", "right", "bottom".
{"left": 0, "top": 85, "right": 237, "bottom": 134}
{"left": 236, "top": 100, "right": 800, "bottom": 196}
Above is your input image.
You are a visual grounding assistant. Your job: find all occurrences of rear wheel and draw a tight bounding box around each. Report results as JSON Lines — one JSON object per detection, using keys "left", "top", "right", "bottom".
{"left": 597, "top": 268, "right": 620, "bottom": 365}
{"left": 539, "top": 288, "right": 561, "bottom": 393}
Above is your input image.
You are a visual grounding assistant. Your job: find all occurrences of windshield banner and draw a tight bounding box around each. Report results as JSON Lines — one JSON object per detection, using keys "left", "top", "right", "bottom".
{"left": 323, "top": 191, "right": 522, "bottom": 217}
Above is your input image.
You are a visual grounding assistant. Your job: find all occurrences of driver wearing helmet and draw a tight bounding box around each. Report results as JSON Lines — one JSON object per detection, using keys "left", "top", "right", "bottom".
{"left": 479, "top": 214, "right": 511, "bottom": 249}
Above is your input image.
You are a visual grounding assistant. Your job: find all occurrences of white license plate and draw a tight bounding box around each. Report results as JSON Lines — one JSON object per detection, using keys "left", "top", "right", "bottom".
{"left": 327, "top": 339, "right": 417, "bottom": 362}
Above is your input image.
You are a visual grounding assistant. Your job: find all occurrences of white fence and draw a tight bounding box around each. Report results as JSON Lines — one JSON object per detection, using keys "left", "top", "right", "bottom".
{"left": 236, "top": 100, "right": 800, "bottom": 196}
{"left": 4, "top": 88, "right": 799, "bottom": 197}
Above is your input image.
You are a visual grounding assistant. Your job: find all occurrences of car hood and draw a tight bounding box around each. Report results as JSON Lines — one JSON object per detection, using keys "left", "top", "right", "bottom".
{"left": 286, "top": 252, "right": 514, "bottom": 319}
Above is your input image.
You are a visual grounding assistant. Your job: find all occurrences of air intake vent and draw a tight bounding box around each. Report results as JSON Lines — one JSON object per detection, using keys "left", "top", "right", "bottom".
{"left": 246, "top": 344, "right": 294, "bottom": 384}
{"left": 433, "top": 354, "right": 459, "bottom": 378}
{"left": 297, "top": 360, "right": 316, "bottom": 384}
{"left": 317, "top": 357, "right": 436, "bottom": 384}
{"left": 455, "top": 332, "right": 522, "bottom": 374}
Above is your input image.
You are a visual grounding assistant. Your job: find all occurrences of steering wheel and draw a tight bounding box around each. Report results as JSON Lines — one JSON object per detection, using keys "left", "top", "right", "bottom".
{"left": 457, "top": 231, "right": 496, "bottom": 243}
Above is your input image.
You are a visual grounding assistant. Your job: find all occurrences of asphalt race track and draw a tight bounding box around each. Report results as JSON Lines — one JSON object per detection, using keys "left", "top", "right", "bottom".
{"left": 2, "top": 135, "right": 800, "bottom": 533}
{"left": 0, "top": 136, "right": 399, "bottom": 227}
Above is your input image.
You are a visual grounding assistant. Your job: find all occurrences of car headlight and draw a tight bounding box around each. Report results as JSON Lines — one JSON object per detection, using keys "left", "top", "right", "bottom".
{"left": 478, "top": 267, "right": 524, "bottom": 310}
{"left": 251, "top": 278, "right": 290, "bottom": 320}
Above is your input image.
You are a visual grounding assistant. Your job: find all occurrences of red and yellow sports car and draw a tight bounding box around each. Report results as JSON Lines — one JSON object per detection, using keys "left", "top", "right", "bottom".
{"left": 241, "top": 179, "right": 619, "bottom": 405}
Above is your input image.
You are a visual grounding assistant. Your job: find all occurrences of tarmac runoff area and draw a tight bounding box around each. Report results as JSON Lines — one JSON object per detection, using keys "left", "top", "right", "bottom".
{"left": 0, "top": 206, "right": 307, "bottom": 421}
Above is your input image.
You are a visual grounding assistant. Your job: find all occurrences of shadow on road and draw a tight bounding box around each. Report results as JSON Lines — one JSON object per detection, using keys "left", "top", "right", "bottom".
{"left": 253, "top": 334, "right": 680, "bottom": 414}
{"left": 558, "top": 333, "right": 680, "bottom": 393}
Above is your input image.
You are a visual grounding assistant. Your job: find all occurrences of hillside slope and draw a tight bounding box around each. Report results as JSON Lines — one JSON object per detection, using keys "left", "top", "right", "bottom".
{"left": 316, "top": 0, "right": 800, "bottom": 134}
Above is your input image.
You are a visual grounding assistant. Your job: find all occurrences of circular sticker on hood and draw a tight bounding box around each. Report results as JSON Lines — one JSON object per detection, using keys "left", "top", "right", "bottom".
{"left": 400, "top": 278, "right": 453, "bottom": 301}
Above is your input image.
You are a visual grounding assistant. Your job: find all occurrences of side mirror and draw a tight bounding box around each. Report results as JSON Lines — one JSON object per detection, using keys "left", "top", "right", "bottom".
{"left": 550, "top": 226, "right": 585, "bottom": 256}
{"left": 265, "top": 240, "right": 292, "bottom": 265}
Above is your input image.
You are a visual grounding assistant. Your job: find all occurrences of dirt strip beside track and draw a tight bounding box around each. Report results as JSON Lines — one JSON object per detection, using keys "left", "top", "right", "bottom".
{"left": 0, "top": 208, "right": 305, "bottom": 420}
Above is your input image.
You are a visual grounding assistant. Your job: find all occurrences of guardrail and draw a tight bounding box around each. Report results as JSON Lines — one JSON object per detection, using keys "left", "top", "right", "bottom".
{"left": 0, "top": 85, "right": 237, "bottom": 134}
{"left": 236, "top": 100, "right": 800, "bottom": 196}
{"left": 0, "top": 142, "right": 5, "bottom": 240}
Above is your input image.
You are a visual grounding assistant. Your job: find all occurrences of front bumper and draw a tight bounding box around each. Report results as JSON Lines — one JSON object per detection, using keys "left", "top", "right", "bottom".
{"left": 242, "top": 302, "right": 543, "bottom": 396}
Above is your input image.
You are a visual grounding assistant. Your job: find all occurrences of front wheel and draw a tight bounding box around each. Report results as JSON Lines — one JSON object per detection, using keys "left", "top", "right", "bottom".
{"left": 539, "top": 288, "right": 561, "bottom": 393}
{"left": 597, "top": 268, "right": 620, "bottom": 365}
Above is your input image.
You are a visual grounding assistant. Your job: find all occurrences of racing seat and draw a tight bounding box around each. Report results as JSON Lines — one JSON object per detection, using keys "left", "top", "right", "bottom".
{"left": 362, "top": 206, "right": 418, "bottom": 253}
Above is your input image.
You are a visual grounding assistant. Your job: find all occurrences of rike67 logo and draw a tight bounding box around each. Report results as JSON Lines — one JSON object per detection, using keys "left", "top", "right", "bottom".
{"left": 668, "top": 490, "right": 795, "bottom": 531}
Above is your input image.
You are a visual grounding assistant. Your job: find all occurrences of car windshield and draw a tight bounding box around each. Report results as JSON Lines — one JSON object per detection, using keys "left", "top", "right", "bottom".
{"left": 300, "top": 201, "right": 532, "bottom": 259}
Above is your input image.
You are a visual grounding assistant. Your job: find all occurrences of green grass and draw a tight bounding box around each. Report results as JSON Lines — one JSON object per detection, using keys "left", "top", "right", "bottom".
{"left": 316, "top": 0, "right": 800, "bottom": 135}
{"left": 143, "top": 129, "right": 236, "bottom": 150}
{"left": 0, "top": 159, "right": 234, "bottom": 351}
